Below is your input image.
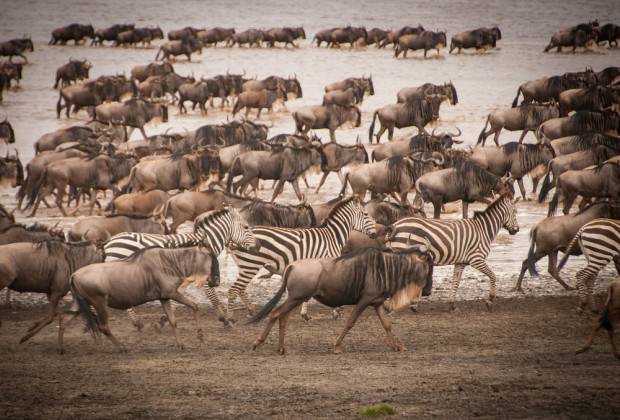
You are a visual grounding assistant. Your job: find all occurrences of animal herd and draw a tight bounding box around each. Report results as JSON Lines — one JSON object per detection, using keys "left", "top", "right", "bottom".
{"left": 1, "top": 18, "right": 620, "bottom": 360}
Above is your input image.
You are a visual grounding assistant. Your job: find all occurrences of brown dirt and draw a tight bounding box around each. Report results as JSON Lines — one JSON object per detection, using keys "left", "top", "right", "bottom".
{"left": 1, "top": 295, "right": 619, "bottom": 419}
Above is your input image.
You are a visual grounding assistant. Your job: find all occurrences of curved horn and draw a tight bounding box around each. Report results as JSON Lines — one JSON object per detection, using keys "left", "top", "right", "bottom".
{"left": 449, "top": 127, "right": 462, "bottom": 137}
{"left": 431, "top": 127, "right": 439, "bottom": 137}
{"left": 356, "top": 135, "right": 361, "bottom": 145}
{"left": 431, "top": 151, "right": 445, "bottom": 166}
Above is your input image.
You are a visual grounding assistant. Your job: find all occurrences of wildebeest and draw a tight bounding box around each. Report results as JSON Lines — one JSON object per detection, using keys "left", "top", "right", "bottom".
{"left": 232, "top": 87, "right": 285, "bottom": 118}
{"left": 596, "top": 23, "right": 620, "bottom": 48}
{"left": 194, "top": 119, "right": 269, "bottom": 147}
{"left": 53, "top": 59, "right": 91, "bottom": 89}
{"left": 0, "top": 61, "right": 23, "bottom": 88}
{"left": 328, "top": 26, "right": 368, "bottom": 48}
{"left": 177, "top": 80, "right": 213, "bottom": 115}
{"left": 315, "top": 138, "right": 368, "bottom": 193}
{"left": 56, "top": 83, "right": 104, "bottom": 119}
{"left": 325, "top": 76, "right": 375, "bottom": 97}
{"left": 239, "top": 199, "right": 316, "bottom": 228}
{"left": 130, "top": 62, "right": 175, "bottom": 83}
{"left": 576, "top": 277, "right": 620, "bottom": 359}
{"left": 68, "top": 214, "right": 166, "bottom": 242}
{"left": 91, "top": 24, "right": 135, "bottom": 46}
{"left": 155, "top": 37, "right": 202, "bottom": 61}
{"left": 477, "top": 104, "right": 560, "bottom": 146}
{"left": 544, "top": 24, "right": 598, "bottom": 52}
{"left": 217, "top": 138, "right": 271, "bottom": 173}
{"left": 154, "top": 189, "right": 229, "bottom": 232}
{"left": 537, "top": 111, "right": 619, "bottom": 141}
{"left": 378, "top": 25, "right": 426, "bottom": 48}
{"left": 414, "top": 160, "right": 514, "bottom": 218}
{"left": 558, "top": 86, "right": 620, "bottom": 116}
{"left": 0, "top": 38, "right": 34, "bottom": 62}
{"left": 0, "top": 151, "right": 23, "bottom": 188}
{"left": 229, "top": 29, "right": 264, "bottom": 47}
{"left": 548, "top": 160, "right": 620, "bottom": 216}
{"left": 369, "top": 95, "right": 444, "bottom": 143}
{"left": 394, "top": 31, "right": 447, "bottom": 58}
{"left": 322, "top": 86, "right": 364, "bottom": 106}
{"left": 33, "top": 125, "right": 95, "bottom": 153}
{"left": 241, "top": 75, "right": 284, "bottom": 93}
{"left": 449, "top": 26, "right": 500, "bottom": 53}
{"left": 293, "top": 105, "right": 361, "bottom": 142}
{"left": 168, "top": 27, "right": 204, "bottom": 41}
{"left": 197, "top": 27, "right": 236, "bottom": 47}
{"left": 125, "top": 153, "right": 204, "bottom": 193}
{"left": 62, "top": 247, "right": 214, "bottom": 352}
{"left": 512, "top": 70, "right": 598, "bottom": 107}
{"left": 116, "top": 27, "right": 164, "bottom": 47}
{"left": 49, "top": 24, "right": 95, "bottom": 45}
{"left": 313, "top": 28, "right": 337, "bottom": 47}
{"left": 371, "top": 128, "right": 463, "bottom": 162}
{"left": 93, "top": 98, "right": 168, "bottom": 140}
{"left": 366, "top": 28, "right": 390, "bottom": 46}
{"left": 515, "top": 202, "right": 620, "bottom": 292}
{"left": 597, "top": 66, "right": 620, "bottom": 86}
{"left": 0, "top": 223, "right": 64, "bottom": 245}
{"left": 469, "top": 142, "right": 556, "bottom": 200}
{"left": 396, "top": 82, "right": 458, "bottom": 105}
{"left": 0, "top": 240, "right": 103, "bottom": 339}
{"left": 26, "top": 153, "right": 136, "bottom": 217}
{"left": 227, "top": 144, "right": 322, "bottom": 202}
{"left": 262, "top": 27, "right": 306, "bottom": 48}
{"left": 249, "top": 245, "right": 433, "bottom": 354}
{"left": 107, "top": 189, "right": 169, "bottom": 216}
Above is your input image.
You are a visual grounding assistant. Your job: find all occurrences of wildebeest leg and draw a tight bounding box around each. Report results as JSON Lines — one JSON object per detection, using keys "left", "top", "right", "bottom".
{"left": 374, "top": 125, "right": 387, "bottom": 143}
{"left": 470, "top": 259, "right": 497, "bottom": 310}
{"left": 576, "top": 319, "right": 602, "bottom": 356}
{"left": 517, "top": 178, "right": 528, "bottom": 201}
{"left": 334, "top": 301, "right": 369, "bottom": 354}
{"left": 462, "top": 201, "right": 469, "bottom": 219}
{"left": 562, "top": 192, "right": 577, "bottom": 215}
{"left": 375, "top": 305, "right": 405, "bottom": 351}
{"left": 57, "top": 311, "right": 80, "bottom": 354}
{"left": 271, "top": 179, "right": 286, "bottom": 202}
{"left": 291, "top": 179, "right": 305, "bottom": 202}
{"left": 432, "top": 199, "right": 442, "bottom": 219}
{"left": 315, "top": 172, "right": 330, "bottom": 194}
{"left": 493, "top": 130, "right": 501, "bottom": 147}
{"left": 252, "top": 298, "right": 303, "bottom": 352}
{"left": 55, "top": 187, "right": 69, "bottom": 217}
{"left": 93, "top": 302, "right": 126, "bottom": 352}
{"left": 387, "top": 125, "right": 394, "bottom": 141}
{"left": 449, "top": 264, "right": 466, "bottom": 310}
{"left": 518, "top": 129, "right": 529, "bottom": 143}
{"left": 160, "top": 299, "right": 184, "bottom": 349}
{"left": 277, "top": 310, "right": 292, "bottom": 355}
{"left": 547, "top": 251, "right": 573, "bottom": 290}
{"left": 19, "top": 291, "right": 63, "bottom": 343}
{"left": 515, "top": 253, "right": 540, "bottom": 292}
{"left": 139, "top": 126, "right": 148, "bottom": 140}
{"left": 329, "top": 129, "right": 336, "bottom": 143}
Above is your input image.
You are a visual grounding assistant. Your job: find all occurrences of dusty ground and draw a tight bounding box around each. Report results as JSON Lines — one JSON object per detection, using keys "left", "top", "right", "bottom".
{"left": 1, "top": 296, "right": 619, "bottom": 419}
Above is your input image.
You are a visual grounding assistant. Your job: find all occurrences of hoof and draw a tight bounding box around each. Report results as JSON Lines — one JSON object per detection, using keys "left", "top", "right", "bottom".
{"left": 575, "top": 347, "right": 588, "bottom": 355}
{"left": 449, "top": 303, "right": 459, "bottom": 312}
{"left": 301, "top": 313, "right": 311, "bottom": 322}
{"left": 278, "top": 347, "right": 286, "bottom": 355}
{"left": 485, "top": 300, "right": 493, "bottom": 311}
{"left": 511, "top": 287, "right": 525, "bottom": 294}
{"left": 333, "top": 347, "right": 343, "bottom": 355}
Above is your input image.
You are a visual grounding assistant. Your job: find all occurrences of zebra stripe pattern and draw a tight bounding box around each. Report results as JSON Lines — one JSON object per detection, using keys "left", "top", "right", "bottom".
{"left": 560, "top": 218, "right": 620, "bottom": 312}
{"left": 103, "top": 208, "right": 256, "bottom": 325}
{"left": 226, "top": 197, "right": 376, "bottom": 321}
{"left": 388, "top": 194, "right": 519, "bottom": 309}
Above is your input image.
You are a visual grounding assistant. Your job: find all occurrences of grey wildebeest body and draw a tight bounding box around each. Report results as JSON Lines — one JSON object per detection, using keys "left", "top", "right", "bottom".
{"left": 94, "top": 98, "right": 168, "bottom": 140}
{"left": 0, "top": 223, "right": 64, "bottom": 246}
{"left": 558, "top": 86, "right": 620, "bottom": 116}
{"left": 232, "top": 88, "right": 285, "bottom": 119}
{"left": 515, "top": 202, "right": 620, "bottom": 292}
{"left": 177, "top": 81, "right": 213, "bottom": 115}
{"left": 91, "top": 24, "right": 135, "bottom": 46}
{"left": 394, "top": 31, "right": 447, "bottom": 58}
{"left": 229, "top": 29, "right": 263, "bottom": 48}
{"left": 322, "top": 86, "right": 364, "bottom": 106}
{"left": 315, "top": 140, "right": 368, "bottom": 193}
{"left": 477, "top": 104, "right": 560, "bottom": 146}
{"left": 56, "top": 84, "right": 103, "bottom": 119}
{"left": 198, "top": 28, "right": 236, "bottom": 47}
{"left": 26, "top": 154, "right": 136, "bottom": 217}
{"left": 130, "top": 62, "right": 175, "bottom": 83}
{"left": 155, "top": 189, "right": 230, "bottom": 232}
{"left": 544, "top": 28, "right": 597, "bottom": 52}
{"left": 414, "top": 160, "right": 514, "bottom": 218}
{"left": 262, "top": 27, "right": 306, "bottom": 48}
{"left": 325, "top": 76, "right": 374, "bottom": 97}
{"left": 239, "top": 200, "right": 316, "bottom": 228}
{"left": 511, "top": 71, "right": 597, "bottom": 107}
{"left": 249, "top": 246, "right": 433, "bottom": 354}
{"left": 168, "top": 27, "right": 203, "bottom": 41}
{"left": 0, "top": 241, "right": 103, "bottom": 340}
{"left": 49, "top": 24, "right": 95, "bottom": 45}
{"left": 62, "top": 247, "right": 214, "bottom": 352}
{"left": 217, "top": 139, "right": 271, "bottom": 173}
{"left": 366, "top": 28, "right": 389, "bottom": 46}
{"left": 0, "top": 38, "right": 33, "bottom": 63}
{"left": 328, "top": 26, "right": 368, "bottom": 48}
{"left": 53, "top": 60, "right": 91, "bottom": 89}
{"left": 469, "top": 142, "right": 556, "bottom": 200}
{"left": 155, "top": 37, "right": 202, "bottom": 61}
{"left": 370, "top": 128, "right": 463, "bottom": 162}
{"left": 449, "top": 27, "right": 500, "bottom": 53}
{"left": 596, "top": 24, "right": 620, "bottom": 48}
{"left": 537, "top": 111, "right": 620, "bottom": 141}
{"left": 368, "top": 96, "right": 443, "bottom": 143}
{"left": 396, "top": 82, "right": 458, "bottom": 105}
{"left": 293, "top": 105, "right": 361, "bottom": 142}
{"left": 126, "top": 154, "right": 201, "bottom": 193}
{"left": 68, "top": 214, "right": 165, "bottom": 242}
{"left": 107, "top": 190, "right": 170, "bottom": 216}
{"left": 0, "top": 153, "right": 23, "bottom": 189}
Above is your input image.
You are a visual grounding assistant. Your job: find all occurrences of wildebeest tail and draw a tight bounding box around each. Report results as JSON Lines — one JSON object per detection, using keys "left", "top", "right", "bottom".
{"left": 368, "top": 110, "right": 378, "bottom": 142}
{"left": 548, "top": 190, "right": 560, "bottom": 216}
{"left": 53, "top": 73, "right": 60, "bottom": 89}
{"left": 511, "top": 86, "right": 522, "bottom": 108}
{"left": 538, "top": 164, "right": 554, "bottom": 203}
{"left": 24, "top": 167, "right": 47, "bottom": 210}
{"left": 70, "top": 280, "right": 100, "bottom": 338}
{"left": 526, "top": 226, "right": 539, "bottom": 276}
{"left": 557, "top": 231, "right": 581, "bottom": 272}
{"left": 246, "top": 264, "right": 292, "bottom": 325}
{"left": 477, "top": 115, "right": 490, "bottom": 144}
{"left": 226, "top": 156, "right": 241, "bottom": 192}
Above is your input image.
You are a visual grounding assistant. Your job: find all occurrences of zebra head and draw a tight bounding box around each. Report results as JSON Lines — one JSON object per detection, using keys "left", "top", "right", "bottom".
{"left": 227, "top": 207, "right": 260, "bottom": 252}
{"left": 501, "top": 196, "right": 520, "bottom": 235}
{"left": 194, "top": 207, "right": 259, "bottom": 253}
{"left": 349, "top": 197, "right": 377, "bottom": 238}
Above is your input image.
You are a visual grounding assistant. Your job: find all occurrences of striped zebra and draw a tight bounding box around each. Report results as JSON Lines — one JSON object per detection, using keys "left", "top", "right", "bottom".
{"left": 558, "top": 218, "right": 620, "bottom": 312}
{"left": 103, "top": 207, "right": 258, "bottom": 327}
{"left": 226, "top": 196, "right": 376, "bottom": 322}
{"left": 387, "top": 194, "right": 520, "bottom": 310}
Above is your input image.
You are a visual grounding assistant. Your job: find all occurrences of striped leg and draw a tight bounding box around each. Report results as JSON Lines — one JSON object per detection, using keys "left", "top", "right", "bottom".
{"left": 203, "top": 285, "right": 228, "bottom": 324}
{"left": 449, "top": 264, "right": 466, "bottom": 311}
{"left": 576, "top": 258, "right": 612, "bottom": 313}
{"left": 125, "top": 308, "right": 145, "bottom": 331}
{"left": 470, "top": 259, "right": 497, "bottom": 310}
{"left": 227, "top": 266, "right": 260, "bottom": 322}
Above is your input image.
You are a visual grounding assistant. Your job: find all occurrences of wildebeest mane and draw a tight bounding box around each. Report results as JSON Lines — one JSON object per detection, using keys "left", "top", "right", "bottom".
{"left": 0, "top": 222, "right": 56, "bottom": 234}
{"left": 503, "top": 143, "right": 555, "bottom": 172}
{"left": 544, "top": 75, "right": 579, "bottom": 92}
{"left": 570, "top": 111, "right": 618, "bottom": 133}
{"left": 240, "top": 201, "right": 316, "bottom": 227}
{"left": 104, "top": 213, "right": 152, "bottom": 219}
{"left": 280, "top": 147, "right": 319, "bottom": 182}
{"left": 451, "top": 160, "right": 499, "bottom": 197}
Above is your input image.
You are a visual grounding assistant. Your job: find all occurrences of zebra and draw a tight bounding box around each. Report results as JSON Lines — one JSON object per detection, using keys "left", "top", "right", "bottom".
{"left": 225, "top": 196, "right": 377, "bottom": 322}
{"left": 558, "top": 218, "right": 620, "bottom": 313}
{"left": 387, "top": 193, "right": 520, "bottom": 310}
{"left": 103, "top": 207, "right": 258, "bottom": 327}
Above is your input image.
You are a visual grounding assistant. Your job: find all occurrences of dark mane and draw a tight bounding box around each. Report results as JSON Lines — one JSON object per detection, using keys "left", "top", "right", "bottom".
{"left": 0, "top": 222, "right": 57, "bottom": 234}
{"left": 452, "top": 160, "right": 499, "bottom": 196}
{"left": 319, "top": 196, "right": 356, "bottom": 227}
{"left": 240, "top": 201, "right": 316, "bottom": 228}
{"left": 574, "top": 200, "right": 620, "bottom": 216}
{"left": 518, "top": 104, "right": 555, "bottom": 121}
{"left": 119, "top": 245, "right": 160, "bottom": 263}
{"left": 193, "top": 207, "right": 231, "bottom": 230}
{"left": 566, "top": 133, "right": 620, "bottom": 152}
{"left": 569, "top": 111, "right": 618, "bottom": 132}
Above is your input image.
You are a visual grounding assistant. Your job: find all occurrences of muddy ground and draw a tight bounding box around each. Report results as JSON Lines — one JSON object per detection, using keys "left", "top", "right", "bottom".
{"left": 1, "top": 296, "right": 619, "bottom": 419}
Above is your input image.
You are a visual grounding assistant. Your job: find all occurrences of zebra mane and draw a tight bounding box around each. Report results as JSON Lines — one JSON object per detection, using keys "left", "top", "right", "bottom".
{"left": 473, "top": 193, "right": 512, "bottom": 219}
{"left": 194, "top": 207, "right": 231, "bottom": 228}
{"left": 319, "top": 196, "right": 357, "bottom": 227}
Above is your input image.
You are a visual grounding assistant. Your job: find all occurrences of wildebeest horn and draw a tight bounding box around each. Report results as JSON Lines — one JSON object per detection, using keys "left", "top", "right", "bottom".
{"left": 356, "top": 135, "right": 361, "bottom": 145}
{"left": 431, "top": 151, "right": 445, "bottom": 166}
{"left": 164, "top": 127, "right": 174, "bottom": 135}
{"left": 449, "top": 127, "right": 462, "bottom": 137}
{"left": 431, "top": 127, "right": 439, "bottom": 137}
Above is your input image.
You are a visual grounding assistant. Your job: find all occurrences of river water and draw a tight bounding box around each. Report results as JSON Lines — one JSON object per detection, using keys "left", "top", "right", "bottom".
{"left": 0, "top": 0, "right": 618, "bottom": 308}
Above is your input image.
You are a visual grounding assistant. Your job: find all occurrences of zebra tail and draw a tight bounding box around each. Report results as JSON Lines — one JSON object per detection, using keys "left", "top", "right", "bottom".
{"left": 526, "top": 226, "right": 539, "bottom": 276}
{"left": 557, "top": 233, "right": 580, "bottom": 272}
{"left": 245, "top": 265, "right": 292, "bottom": 325}
{"left": 71, "top": 279, "right": 100, "bottom": 338}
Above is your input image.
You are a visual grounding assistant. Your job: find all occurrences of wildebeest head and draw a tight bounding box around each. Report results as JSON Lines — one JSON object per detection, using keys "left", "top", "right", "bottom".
{"left": 285, "top": 75, "right": 303, "bottom": 99}
{"left": 0, "top": 117, "right": 15, "bottom": 144}
{"left": 489, "top": 26, "right": 502, "bottom": 40}
{"left": 0, "top": 151, "right": 23, "bottom": 187}
{"left": 444, "top": 81, "right": 458, "bottom": 105}
{"left": 424, "top": 94, "right": 444, "bottom": 120}
{"left": 431, "top": 127, "right": 463, "bottom": 148}
{"left": 295, "top": 27, "right": 306, "bottom": 39}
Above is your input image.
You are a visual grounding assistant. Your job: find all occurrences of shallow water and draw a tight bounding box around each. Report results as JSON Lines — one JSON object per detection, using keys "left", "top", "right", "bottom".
{"left": 0, "top": 0, "right": 618, "bottom": 306}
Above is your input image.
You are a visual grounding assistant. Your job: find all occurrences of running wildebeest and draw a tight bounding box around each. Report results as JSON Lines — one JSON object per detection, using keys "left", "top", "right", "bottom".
{"left": 414, "top": 160, "right": 514, "bottom": 218}
{"left": 477, "top": 104, "right": 560, "bottom": 146}
{"left": 232, "top": 87, "right": 286, "bottom": 119}
{"left": 449, "top": 26, "right": 501, "bottom": 53}
{"left": 370, "top": 128, "right": 463, "bottom": 162}
{"left": 56, "top": 83, "right": 105, "bottom": 119}
{"left": 91, "top": 24, "right": 135, "bottom": 46}
{"left": 596, "top": 23, "right": 620, "bottom": 48}
{"left": 512, "top": 69, "right": 598, "bottom": 107}
{"left": 262, "top": 27, "right": 306, "bottom": 48}
{"left": 325, "top": 76, "right": 374, "bottom": 97}
{"left": 328, "top": 26, "right": 368, "bottom": 48}
{"left": 93, "top": 98, "right": 168, "bottom": 140}
{"left": 558, "top": 85, "right": 620, "bottom": 116}
{"left": 229, "top": 29, "right": 264, "bottom": 48}
{"left": 576, "top": 277, "right": 620, "bottom": 359}
{"left": 60, "top": 247, "right": 215, "bottom": 353}
{"left": 313, "top": 28, "right": 337, "bottom": 47}
{"left": 168, "top": 27, "right": 204, "bottom": 41}
{"left": 536, "top": 111, "right": 620, "bottom": 141}
{"left": 396, "top": 82, "right": 458, "bottom": 105}
{"left": 0, "top": 38, "right": 34, "bottom": 63}
{"left": 217, "top": 138, "right": 271, "bottom": 173}
{"left": 366, "top": 28, "right": 390, "bottom": 46}
{"left": 197, "top": 27, "right": 236, "bottom": 47}
{"left": 293, "top": 104, "right": 361, "bottom": 142}
{"left": 53, "top": 59, "right": 91, "bottom": 89}
{"left": 544, "top": 24, "right": 598, "bottom": 52}
{"left": 130, "top": 62, "right": 175, "bottom": 83}
{"left": 155, "top": 37, "right": 202, "bottom": 61}
{"left": 0, "top": 240, "right": 104, "bottom": 339}
{"left": 49, "top": 24, "right": 95, "bottom": 45}
{"left": 369, "top": 95, "right": 444, "bottom": 143}
{"left": 107, "top": 190, "right": 170, "bottom": 216}
{"left": 315, "top": 137, "right": 368, "bottom": 194}
{"left": 515, "top": 201, "right": 620, "bottom": 293}
{"left": 469, "top": 142, "right": 556, "bottom": 200}
{"left": 177, "top": 80, "right": 213, "bottom": 115}
{"left": 394, "top": 31, "right": 447, "bottom": 58}
{"left": 249, "top": 245, "right": 433, "bottom": 354}
{"left": 68, "top": 214, "right": 166, "bottom": 242}
{"left": 124, "top": 152, "right": 205, "bottom": 193}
